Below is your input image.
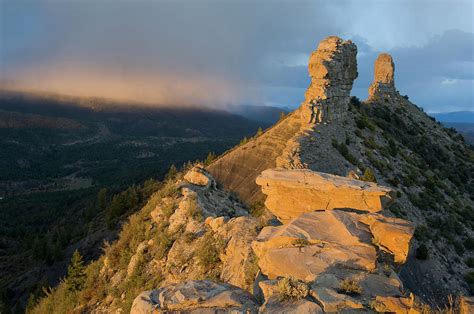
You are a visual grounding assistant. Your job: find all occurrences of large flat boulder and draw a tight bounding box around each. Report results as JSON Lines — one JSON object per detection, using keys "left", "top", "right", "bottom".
{"left": 131, "top": 280, "right": 258, "bottom": 313}
{"left": 252, "top": 211, "right": 378, "bottom": 281}
{"left": 256, "top": 168, "right": 393, "bottom": 222}
{"left": 252, "top": 210, "right": 414, "bottom": 281}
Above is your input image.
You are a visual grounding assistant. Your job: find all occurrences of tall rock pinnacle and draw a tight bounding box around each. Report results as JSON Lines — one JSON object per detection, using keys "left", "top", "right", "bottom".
{"left": 302, "top": 36, "right": 358, "bottom": 125}
{"left": 368, "top": 53, "right": 398, "bottom": 101}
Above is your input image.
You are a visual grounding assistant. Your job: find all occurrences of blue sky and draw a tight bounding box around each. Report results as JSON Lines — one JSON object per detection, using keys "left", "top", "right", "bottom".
{"left": 1, "top": 0, "right": 473, "bottom": 112}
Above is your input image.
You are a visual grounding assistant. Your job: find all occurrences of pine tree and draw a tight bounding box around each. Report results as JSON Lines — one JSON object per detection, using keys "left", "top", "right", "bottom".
{"left": 97, "top": 188, "right": 108, "bottom": 211}
{"left": 66, "top": 250, "right": 86, "bottom": 293}
{"left": 256, "top": 127, "right": 263, "bottom": 136}
{"left": 205, "top": 152, "right": 216, "bottom": 165}
{"left": 165, "top": 164, "right": 178, "bottom": 181}
{"left": 279, "top": 111, "right": 286, "bottom": 120}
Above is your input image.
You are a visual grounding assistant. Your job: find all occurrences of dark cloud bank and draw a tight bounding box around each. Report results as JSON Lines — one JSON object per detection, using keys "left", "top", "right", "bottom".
{"left": 1, "top": 0, "right": 472, "bottom": 112}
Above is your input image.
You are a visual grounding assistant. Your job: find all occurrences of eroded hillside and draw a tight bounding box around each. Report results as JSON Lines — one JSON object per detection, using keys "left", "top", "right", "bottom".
{"left": 28, "top": 36, "right": 474, "bottom": 313}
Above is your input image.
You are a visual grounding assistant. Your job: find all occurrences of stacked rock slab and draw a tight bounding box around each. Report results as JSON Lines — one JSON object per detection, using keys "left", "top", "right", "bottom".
{"left": 256, "top": 168, "right": 393, "bottom": 222}
{"left": 368, "top": 53, "right": 399, "bottom": 101}
{"left": 302, "top": 36, "right": 358, "bottom": 125}
{"left": 253, "top": 168, "right": 416, "bottom": 312}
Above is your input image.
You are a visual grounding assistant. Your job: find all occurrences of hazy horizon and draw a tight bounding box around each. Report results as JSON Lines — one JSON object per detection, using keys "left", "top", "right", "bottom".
{"left": 1, "top": 0, "right": 473, "bottom": 112}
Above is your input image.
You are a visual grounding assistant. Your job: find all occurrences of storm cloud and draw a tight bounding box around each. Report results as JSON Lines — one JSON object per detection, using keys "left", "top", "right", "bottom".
{"left": 1, "top": 0, "right": 472, "bottom": 112}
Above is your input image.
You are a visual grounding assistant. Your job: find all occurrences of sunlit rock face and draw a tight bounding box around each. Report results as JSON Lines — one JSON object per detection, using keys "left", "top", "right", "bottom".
{"left": 368, "top": 53, "right": 398, "bottom": 101}
{"left": 256, "top": 168, "right": 393, "bottom": 222}
{"left": 302, "top": 36, "right": 358, "bottom": 124}
{"left": 131, "top": 280, "right": 258, "bottom": 313}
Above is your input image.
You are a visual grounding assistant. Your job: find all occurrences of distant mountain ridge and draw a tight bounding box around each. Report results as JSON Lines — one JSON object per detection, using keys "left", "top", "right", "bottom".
{"left": 431, "top": 111, "right": 474, "bottom": 123}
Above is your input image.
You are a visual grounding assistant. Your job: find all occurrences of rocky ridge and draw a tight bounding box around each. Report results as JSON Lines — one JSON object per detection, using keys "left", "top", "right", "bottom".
{"left": 30, "top": 36, "right": 474, "bottom": 313}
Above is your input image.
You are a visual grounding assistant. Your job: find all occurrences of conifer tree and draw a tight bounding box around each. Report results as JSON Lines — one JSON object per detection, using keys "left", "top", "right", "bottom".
{"left": 165, "top": 164, "right": 178, "bottom": 181}
{"left": 66, "top": 250, "right": 86, "bottom": 293}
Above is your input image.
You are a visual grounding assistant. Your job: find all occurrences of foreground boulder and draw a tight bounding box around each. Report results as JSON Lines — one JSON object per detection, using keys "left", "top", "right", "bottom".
{"left": 131, "top": 280, "right": 258, "bottom": 314}
{"left": 184, "top": 164, "right": 213, "bottom": 187}
{"left": 252, "top": 210, "right": 412, "bottom": 281}
{"left": 256, "top": 168, "right": 393, "bottom": 222}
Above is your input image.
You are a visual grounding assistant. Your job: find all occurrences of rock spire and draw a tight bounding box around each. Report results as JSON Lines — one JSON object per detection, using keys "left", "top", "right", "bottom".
{"left": 368, "top": 53, "right": 398, "bottom": 101}
{"left": 302, "top": 36, "right": 358, "bottom": 124}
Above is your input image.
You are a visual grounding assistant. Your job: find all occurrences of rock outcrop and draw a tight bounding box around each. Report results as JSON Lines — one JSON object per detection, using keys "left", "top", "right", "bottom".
{"left": 252, "top": 210, "right": 414, "bottom": 280}
{"left": 183, "top": 164, "right": 213, "bottom": 187}
{"left": 252, "top": 168, "right": 416, "bottom": 312}
{"left": 368, "top": 53, "right": 399, "bottom": 101}
{"left": 256, "top": 168, "right": 393, "bottom": 222}
{"left": 131, "top": 280, "right": 258, "bottom": 313}
{"left": 207, "top": 36, "right": 358, "bottom": 204}
{"left": 302, "top": 36, "right": 358, "bottom": 124}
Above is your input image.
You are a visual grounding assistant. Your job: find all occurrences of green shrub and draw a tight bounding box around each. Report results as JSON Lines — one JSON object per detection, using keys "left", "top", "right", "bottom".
{"left": 338, "top": 278, "right": 362, "bottom": 296}
{"left": 464, "top": 272, "right": 474, "bottom": 293}
{"left": 414, "top": 225, "right": 430, "bottom": 241}
{"left": 249, "top": 200, "right": 265, "bottom": 217}
{"left": 453, "top": 240, "right": 465, "bottom": 256}
{"left": 465, "top": 258, "right": 474, "bottom": 268}
{"left": 276, "top": 277, "right": 309, "bottom": 300}
{"left": 292, "top": 238, "right": 310, "bottom": 247}
{"left": 360, "top": 168, "right": 377, "bottom": 183}
{"left": 416, "top": 243, "right": 429, "bottom": 260}
{"left": 153, "top": 231, "right": 174, "bottom": 259}
{"left": 66, "top": 250, "right": 86, "bottom": 293}
{"left": 356, "top": 116, "right": 376, "bottom": 131}
{"left": 195, "top": 232, "right": 225, "bottom": 278}
{"left": 464, "top": 238, "right": 474, "bottom": 250}
{"left": 332, "top": 139, "right": 358, "bottom": 165}
{"left": 364, "top": 137, "right": 378, "bottom": 149}
{"left": 185, "top": 197, "right": 202, "bottom": 222}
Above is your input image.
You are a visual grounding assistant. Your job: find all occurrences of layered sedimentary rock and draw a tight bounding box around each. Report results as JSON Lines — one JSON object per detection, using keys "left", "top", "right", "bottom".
{"left": 251, "top": 167, "right": 416, "bottom": 312}
{"left": 252, "top": 211, "right": 378, "bottom": 281}
{"left": 252, "top": 210, "right": 414, "bottom": 281}
{"left": 256, "top": 168, "right": 393, "bottom": 222}
{"left": 131, "top": 280, "right": 258, "bottom": 313}
{"left": 368, "top": 53, "right": 399, "bottom": 101}
{"left": 207, "top": 111, "right": 303, "bottom": 204}
{"left": 302, "top": 36, "right": 358, "bottom": 124}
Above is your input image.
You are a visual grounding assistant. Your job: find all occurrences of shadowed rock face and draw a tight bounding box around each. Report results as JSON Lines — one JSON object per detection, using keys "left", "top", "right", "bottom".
{"left": 368, "top": 53, "right": 398, "bottom": 101}
{"left": 256, "top": 168, "right": 393, "bottom": 222}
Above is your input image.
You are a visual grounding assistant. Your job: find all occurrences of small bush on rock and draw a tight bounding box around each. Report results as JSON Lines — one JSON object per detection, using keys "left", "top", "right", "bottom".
{"left": 339, "top": 278, "right": 362, "bottom": 296}
{"left": 361, "top": 168, "right": 377, "bottom": 183}
{"left": 277, "top": 277, "right": 309, "bottom": 300}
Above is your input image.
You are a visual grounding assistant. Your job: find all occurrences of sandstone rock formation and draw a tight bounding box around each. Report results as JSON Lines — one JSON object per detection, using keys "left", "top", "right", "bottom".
{"left": 208, "top": 36, "right": 358, "bottom": 204}
{"left": 252, "top": 209, "right": 414, "bottom": 281}
{"left": 256, "top": 168, "right": 393, "bottom": 222}
{"left": 251, "top": 167, "right": 416, "bottom": 312}
{"left": 303, "top": 36, "right": 358, "bottom": 124}
{"left": 252, "top": 211, "right": 377, "bottom": 281}
{"left": 131, "top": 280, "right": 258, "bottom": 313}
{"left": 183, "top": 164, "right": 213, "bottom": 187}
{"left": 360, "top": 214, "right": 415, "bottom": 263}
{"left": 368, "top": 53, "right": 399, "bottom": 101}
